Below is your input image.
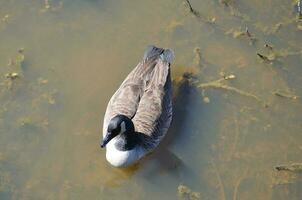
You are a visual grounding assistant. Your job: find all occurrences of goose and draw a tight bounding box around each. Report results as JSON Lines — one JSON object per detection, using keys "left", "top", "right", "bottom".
{"left": 100, "top": 45, "right": 174, "bottom": 167}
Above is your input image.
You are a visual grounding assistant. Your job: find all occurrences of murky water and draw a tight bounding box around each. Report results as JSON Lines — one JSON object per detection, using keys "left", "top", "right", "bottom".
{"left": 0, "top": 0, "right": 302, "bottom": 199}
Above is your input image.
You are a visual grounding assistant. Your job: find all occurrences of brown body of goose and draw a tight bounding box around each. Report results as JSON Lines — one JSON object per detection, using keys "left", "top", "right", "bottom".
{"left": 101, "top": 45, "right": 174, "bottom": 167}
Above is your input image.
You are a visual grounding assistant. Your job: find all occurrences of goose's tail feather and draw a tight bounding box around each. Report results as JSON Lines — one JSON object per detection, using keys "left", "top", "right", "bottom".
{"left": 143, "top": 45, "right": 174, "bottom": 64}
{"left": 143, "top": 45, "right": 164, "bottom": 61}
{"left": 160, "top": 49, "right": 174, "bottom": 64}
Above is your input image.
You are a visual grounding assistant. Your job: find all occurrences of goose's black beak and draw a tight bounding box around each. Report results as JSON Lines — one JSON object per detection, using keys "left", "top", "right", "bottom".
{"left": 100, "top": 134, "right": 112, "bottom": 148}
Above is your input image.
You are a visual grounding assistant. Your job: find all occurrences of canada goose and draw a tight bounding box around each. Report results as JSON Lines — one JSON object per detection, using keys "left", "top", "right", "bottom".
{"left": 101, "top": 45, "right": 174, "bottom": 167}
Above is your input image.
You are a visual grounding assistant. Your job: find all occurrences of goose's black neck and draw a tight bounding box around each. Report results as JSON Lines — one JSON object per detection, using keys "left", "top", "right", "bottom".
{"left": 110, "top": 115, "right": 138, "bottom": 151}
{"left": 115, "top": 131, "right": 139, "bottom": 151}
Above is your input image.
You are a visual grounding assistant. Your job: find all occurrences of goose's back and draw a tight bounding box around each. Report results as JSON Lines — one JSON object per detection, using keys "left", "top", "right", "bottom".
{"left": 103, "top": 47, "right": 164, "bottom": 137}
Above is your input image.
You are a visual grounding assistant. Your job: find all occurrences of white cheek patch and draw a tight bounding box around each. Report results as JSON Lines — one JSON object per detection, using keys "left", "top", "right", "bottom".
{"left": 120, "top": 121, "right": 126, "bottom": 134}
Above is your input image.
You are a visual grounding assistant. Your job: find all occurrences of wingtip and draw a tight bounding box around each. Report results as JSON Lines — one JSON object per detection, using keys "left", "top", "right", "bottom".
{"left": 160, "top": 49, "right": 174, "bottom": 64}
{"left": 143, "top": 45, "right": 164, "bottom": 61}
{"left": 143, "top": 45, "right": 174, "bottom": 64}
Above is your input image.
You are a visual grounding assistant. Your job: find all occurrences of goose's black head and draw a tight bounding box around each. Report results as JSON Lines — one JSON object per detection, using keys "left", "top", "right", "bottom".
{"left": 101, "top": 115, "right": 135, "bottom": 149}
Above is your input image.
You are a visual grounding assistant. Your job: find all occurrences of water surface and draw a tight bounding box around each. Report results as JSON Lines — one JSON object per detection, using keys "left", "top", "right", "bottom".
{"left": 0, "top": 0, "right": 302, "bottom": 199}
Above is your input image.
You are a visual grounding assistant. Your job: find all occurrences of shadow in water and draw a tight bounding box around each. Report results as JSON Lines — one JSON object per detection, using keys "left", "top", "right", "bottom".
{"left": 136, "top": 73, "right": 206, "bottom": 180}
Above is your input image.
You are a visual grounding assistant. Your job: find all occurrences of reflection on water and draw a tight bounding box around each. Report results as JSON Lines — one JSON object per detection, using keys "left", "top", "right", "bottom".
{"left": 0, "top": 0, "right": 302, "bottom": 199}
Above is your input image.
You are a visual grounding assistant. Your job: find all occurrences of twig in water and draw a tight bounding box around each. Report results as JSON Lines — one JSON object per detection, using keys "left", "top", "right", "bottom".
{"left": 193, "top": 47, "right": 204, "bottom": 70}
{"left": 275, "top": 163, "right": 302, "bottom": 172}
{"left": 184, "top": 0, "right": 200, "bottom": 17}
{"left": 257, "top": 53, "right": 268, "bottom": 60}
{"left": 183, "top": 0, "right": 217, "bottom": 24}
{"left": 245, "top": 27, "right": 257, "bottom": 45}
{"left": 197, "top": 76, "right": 265, "bottom": 106}
{"left": 273, "top": 91, "right": 298, "bottom": 100}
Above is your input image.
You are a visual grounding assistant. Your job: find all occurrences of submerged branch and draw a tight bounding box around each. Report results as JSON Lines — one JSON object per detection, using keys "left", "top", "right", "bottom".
{"left": 197, "top": 76, "right": 265, "bottom": 106}
{"left": 184, "top": 0, "right": 195, "bottom": 14}
{"left": 272, "top": 91, "right": 298, "bottom": 100}
{"left": 183, "top": 0, "right": 217, "bottom": 24}
{"left": 184, "top": 0, "right": 201, "bottom": 18}
{"left": 275, "top": 163, "right": 302, "bottom": 172}
{"left": 257, "top": 53, "right": 272, "bottom": 63}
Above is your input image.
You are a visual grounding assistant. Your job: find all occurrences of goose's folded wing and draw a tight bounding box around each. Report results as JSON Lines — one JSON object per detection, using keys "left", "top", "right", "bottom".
{"left": 132, "top": 59, "right": 173, "bottom": 149}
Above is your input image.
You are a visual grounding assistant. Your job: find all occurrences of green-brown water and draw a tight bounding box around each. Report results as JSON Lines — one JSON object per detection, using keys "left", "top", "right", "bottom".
{"left": 0, "top": 0, "right": 302, "bottom": 199}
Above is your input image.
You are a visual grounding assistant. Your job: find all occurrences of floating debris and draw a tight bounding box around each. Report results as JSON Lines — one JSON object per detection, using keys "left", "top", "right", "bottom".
{"left": 177, "top": 184, "right": 201, "bottom": 200}
{"left": 273, "top": 91, "right": 298, "bottom": 100}
{"left": 264, "top": 43, "right": 274, "bottom": 50}
{"left": 1, "top": 14, "right": 9, "bottom": 23}
{"left": 223, "top": 74, "right": 236, "bottom": 80}
{"left": 5, "top": 49, "right": 25, "bottom": 83}
{"left": 225, "top": 28, "right": 245, "bottom": 38}
{"left": 18, "top": 48, "right": 24, "bottom": 54}
{"left": 38, "top": 78, "right": 49, "bottom": 85}
{"left": 19, "top": 117, "right": 34, "bottom": 127}
{"left": 256, "top": 48, "right": 298, "bottom": 64}
{"left": 44, "top": 0, "right": 51, "bottom": 10}
{"left": 225, "top": 27, "right": 256, "bottom": 45}
{"left": 275, "top": 163, "right": 302, "bottom": 172}
{"left": 245, "top": 27, "right": 257, "bottom": 45}
{"left": 257, "top": 53, "right": 273, "bottom": 63}
{"left": 203, "top": 96, "right": 210, "bottom": 103}
{"left": 40, "top": 0, "right": 51, "bottom": 12}
{"left": 8, "top": 48, "right": 25, "bottom": 69}
{"left": 205, "top": 16, "right": 216, "bottom": 24}
{"left": 5, "top": 72, "right": 19, "bottom": 80}
{"left": 183, "top": 0, "right": 217, "bottom": 25}
{"left": 193, "top": 47, "right": 203, "bottom": 70}
{"left": 233, "top": 30, "right": 245, "bottom": 38}
{"left": 267, "top": 53, "right": 277, "bottom": 61}
{"left": 245, "top": 27, "right": 252, "bottom": 37}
